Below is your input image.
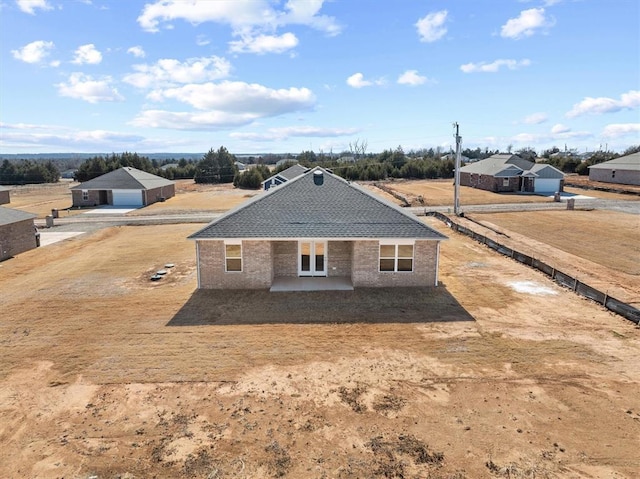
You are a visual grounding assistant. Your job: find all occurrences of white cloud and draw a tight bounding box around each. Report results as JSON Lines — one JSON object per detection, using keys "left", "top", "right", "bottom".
{"left": 16, "top": 0, "right": 52, "bottom": 15}
{"left": 72, "top": 44, "right": 102, "bottom": 64}
{"left": 460, "top": 58, "right": 531, "bottom": 73}
{"left": 230, "top": 126, "right": 360, "bottom": 141}
{"left": 397, "top": 70, "right": 431, "bottom": 86}
{"left": 501, "top": 8, "right": 554, "bottom": 39}
{"left": 127, "top": 45, "right": 146, "bottom": 58}
{"left": 601, "top": 123, "right": 640, "bottom": 138}
{"left": 415, "top": 10, "right": 448, "bottom": 43}
{"left": 123, "top": 56, "right": 232, "bottom": 89}
{"left": 149, "top": 81, "right": 315, "bottom": 114}
{"left": 347, "top": 73, "right": 370, "bottom": 88}
{"left": 346, "top": 73, "right": 385, "bottom": 88}
{"left": 132, "top": 80, "right": 317, "bottom": 130}
{"left": 512, "top": 124, "right": 591, "bottom": 144}
{"left": 196, "top": 35, "right": 210, "bottom": 46}
{"left": 11, "top": 40, "right": 54, "bottom": 64}
{"left": 566, "top": 90, "right": 640, "bottom": 118}
{"left": 551, "top": 123, "right": 570, "bottom": 134}
{"left": 130, "top": 110, "right": 260, "bottom": 130}
{"left": 137, "top": 0, "right": 341, "bottom": 38}
{"left": 522, "top": 112, "right": 548, "bottom": 124}
{"left": 229, "top": 32, "right": 298, "bottom": 54}
{"left": 56, "top": 73, "right": 124, "bottom": 103}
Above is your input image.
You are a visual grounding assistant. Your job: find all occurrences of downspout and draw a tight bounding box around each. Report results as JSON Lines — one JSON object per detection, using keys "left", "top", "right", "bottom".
{"left": 435, "top": 241, "right": 440, "bottom": 286}
{"left": 196, "top": 241, "right": 201, "bottom": 289}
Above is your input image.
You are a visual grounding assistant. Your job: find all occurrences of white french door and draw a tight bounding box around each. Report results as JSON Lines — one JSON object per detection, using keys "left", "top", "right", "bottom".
{"left": 298, "top": 240, "right": 327, "bottom": 277}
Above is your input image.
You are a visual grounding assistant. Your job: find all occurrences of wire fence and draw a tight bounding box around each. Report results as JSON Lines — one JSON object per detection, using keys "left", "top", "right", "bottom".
{"left": 426, "top": 211, "right": 640, "bottom": 324}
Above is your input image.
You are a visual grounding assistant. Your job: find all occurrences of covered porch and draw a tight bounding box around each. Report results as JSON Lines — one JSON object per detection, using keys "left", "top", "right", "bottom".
{"left": 270, "top": 276, "right": 354, "bottom": 292}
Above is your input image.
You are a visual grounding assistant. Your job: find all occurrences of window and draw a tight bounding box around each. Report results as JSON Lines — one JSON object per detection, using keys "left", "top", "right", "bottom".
{"left": 612, "top": 170, "right": 616, "bottom": 178}
{"left": 225, "top": 242, "right": 242, "bottom": 272}
{"left": 82, "top": 190, "right": 89, "bottom": 201}
{"left": 502, "top": 178, "right": 510, "bottom": 187}
{"left": 379, "top": 242, "right": 414, "bottom": 272}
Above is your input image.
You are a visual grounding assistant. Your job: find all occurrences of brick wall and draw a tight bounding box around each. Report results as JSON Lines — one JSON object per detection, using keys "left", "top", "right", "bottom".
{"left": 72, "top": 189, "right": 103, "bottom": 207}
{"left": 328, "top": 241, "right": 352, "bottom": 277}
{"left": 0, "top": 219, "right": 37, "bottom": 261}
{"left": 197, "top": 240, "right": 272, "bottom": 289}
{"left": 0, "top": 190, "right": 9, "bottom": 205}
{"left": 351, "top": 240, "right": 438, "bottom": 287}
{"left": 460, "top": 172, "right": 519, "bottom": 192}
{"left": 273, "top": 241, "right": 297, "bottom": 277}
{"left": 144, "top": 184, "right": 176, "bottom": 205}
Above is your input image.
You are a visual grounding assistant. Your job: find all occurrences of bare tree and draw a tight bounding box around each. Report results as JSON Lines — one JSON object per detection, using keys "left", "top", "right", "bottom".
{"left": 349, "top": 139, "right": 368, "bottom": 159}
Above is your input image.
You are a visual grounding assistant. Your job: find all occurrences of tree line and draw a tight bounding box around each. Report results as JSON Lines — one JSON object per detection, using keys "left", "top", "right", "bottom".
{"left": 0, "top": 159, "right": 60, "bottom": 184}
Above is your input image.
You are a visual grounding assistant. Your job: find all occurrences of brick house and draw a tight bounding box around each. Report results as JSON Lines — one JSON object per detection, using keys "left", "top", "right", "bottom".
{"left": 0, "top": 206, "right": 38, "bottom": 261}
{"left": 588, "top": 152, "right": 640, "bottom": 186}
{"left": 460, "top": 154, "right": 564, "bottom": 193}
{"left": 189, "top": 167, "right": 447, "bottom": 291}
{"left": 0, "top": 185, "right": 10, "bottom": 205}
{"left": 70, "top": 167, "right": 175, "bottom": 207}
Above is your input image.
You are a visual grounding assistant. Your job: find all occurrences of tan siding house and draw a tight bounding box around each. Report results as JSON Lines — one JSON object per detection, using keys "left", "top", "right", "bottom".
{"left": 588, "top": 153, "right": 640, "bottom": 186}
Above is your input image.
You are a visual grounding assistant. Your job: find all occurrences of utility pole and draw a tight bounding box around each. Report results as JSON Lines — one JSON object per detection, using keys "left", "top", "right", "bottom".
{"left": 453, "top": 122, "right": 462, "bottom": 216}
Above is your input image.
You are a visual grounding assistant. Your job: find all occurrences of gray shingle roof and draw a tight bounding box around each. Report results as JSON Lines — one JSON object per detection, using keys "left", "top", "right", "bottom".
{"left": 461, "top": 154, "right": 564, "bottom": 179}
{"left": 0, "top": 206, "right": 36, "bottom": 226}
{"left": 190, "top": 167, "right": 447, "bottom": 240}
{"left": 71, "top": 167, "right": 174, "bottom": 190}
{"left": 588, "top": 152, "right": 640, "bottom": 171}
{"left": 262, "top": 164, "right": 309, "bottom": 185}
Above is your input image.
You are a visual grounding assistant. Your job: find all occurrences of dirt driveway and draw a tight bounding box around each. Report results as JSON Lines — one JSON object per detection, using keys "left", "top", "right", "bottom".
{"left": 1, "top": 219, "right": 638, "bottom": 478}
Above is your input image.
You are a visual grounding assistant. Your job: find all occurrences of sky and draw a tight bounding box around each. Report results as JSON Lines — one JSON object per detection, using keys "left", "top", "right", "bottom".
{"left": 0, "top": 0, "right": 638, "bottom": 156}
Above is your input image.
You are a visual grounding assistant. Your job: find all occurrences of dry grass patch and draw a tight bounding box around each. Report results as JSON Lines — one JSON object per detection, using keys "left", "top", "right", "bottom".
{"left": 472, "top": 209, "right": 640, "bottom": 275}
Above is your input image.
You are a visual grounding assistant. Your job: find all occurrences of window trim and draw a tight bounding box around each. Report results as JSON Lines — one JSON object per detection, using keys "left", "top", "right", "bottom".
{"left": 82, "top": 190, "right": 89, "bottom": 201}
{"left": 379, "top": 240, "right": 414, "bottom": 273}
{"left": 502, "top": 178, "right": 510, "bottom": 187}
{"left": 224, "top": 240, "right": 243, "bottom": 273}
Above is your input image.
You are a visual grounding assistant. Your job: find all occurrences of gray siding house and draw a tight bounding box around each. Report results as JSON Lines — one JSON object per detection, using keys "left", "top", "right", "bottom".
{"left": 460, "top": 154, "right": 564, "bottom": 193}
{"left": 588, "top": 153, "right": 640, "bottom": 186}
{"left": 0, "top": 206, "right": 38, "bottom": 261}
{"left": 190, "top": 167, "right": 447, "bottom": 291}
{"left": 70, "top": 167, "right": 175, "bottom": 207}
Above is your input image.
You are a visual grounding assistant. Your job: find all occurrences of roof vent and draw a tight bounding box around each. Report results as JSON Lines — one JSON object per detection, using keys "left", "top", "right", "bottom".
{"left": 313, "top": 169, "right": 324, "bottom": 186}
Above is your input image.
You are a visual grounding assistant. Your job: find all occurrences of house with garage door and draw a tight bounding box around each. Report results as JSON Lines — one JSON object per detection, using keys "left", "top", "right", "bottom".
{"left": 460, "top": 154, "right": 564, "bottom": 193}
{"left": 70, "top": 167, "right": 175, "bottom": 207}
{"left": 189, "top": 167, "right": 447, "bottom": 291}
{"left": 0, "top": 185, "right": 10, "bottom": 205}
{"left": 588, "top": 152, "right": 640, "bottom": 186}
{"left": 0, "top": 206, "right": 38, "bottom": 261}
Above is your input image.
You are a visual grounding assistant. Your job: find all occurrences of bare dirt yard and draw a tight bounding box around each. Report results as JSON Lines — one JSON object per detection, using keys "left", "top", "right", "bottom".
{"left": 1, "top": 211, "right": 639, "bottom": 477}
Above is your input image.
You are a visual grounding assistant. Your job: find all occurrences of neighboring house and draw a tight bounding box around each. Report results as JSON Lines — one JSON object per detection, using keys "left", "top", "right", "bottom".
{"left": 60, "top": 169, "right": 77, "bottom": 179}
{"left": 0, "top": 185, "right": 10, "bottom": 205}
{"left": 0, "top": 206, "right": 38, "bottom": 261}
{"left": 261, "top": 164, "right": 309, "bottom": 191}
{"left": 337, "top": 156, "right": 356, "bottom": 164}
{"left": 588, "top": 153, "right": 640, "bottom": 186}
{"left": 189, "top": 167, "right": 448, "bottom": 291}
{"left": 460, "top": 154, "right": 564, "bottom": 193}
{"left": 160, "top": 163, "right": 179, "bottom": 171}
{"left": 70, "top": 167, "right": 176, "bottom": 207}
{"left": 235, "top": 161, "right": 246, "bottom": 171}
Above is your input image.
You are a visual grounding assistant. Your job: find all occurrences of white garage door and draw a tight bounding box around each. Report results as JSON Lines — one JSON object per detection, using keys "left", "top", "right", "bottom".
{"left": 112, "top": 189, "right": 143, "bottom": 206}
{"left": 534, "top": 179, "right": 560, "bottom": 193}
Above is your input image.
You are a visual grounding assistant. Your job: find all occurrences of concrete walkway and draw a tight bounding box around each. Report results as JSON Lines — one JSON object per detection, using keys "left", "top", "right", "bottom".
{"left": 270, "top": 276, "right": 354, "bottom": 292}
